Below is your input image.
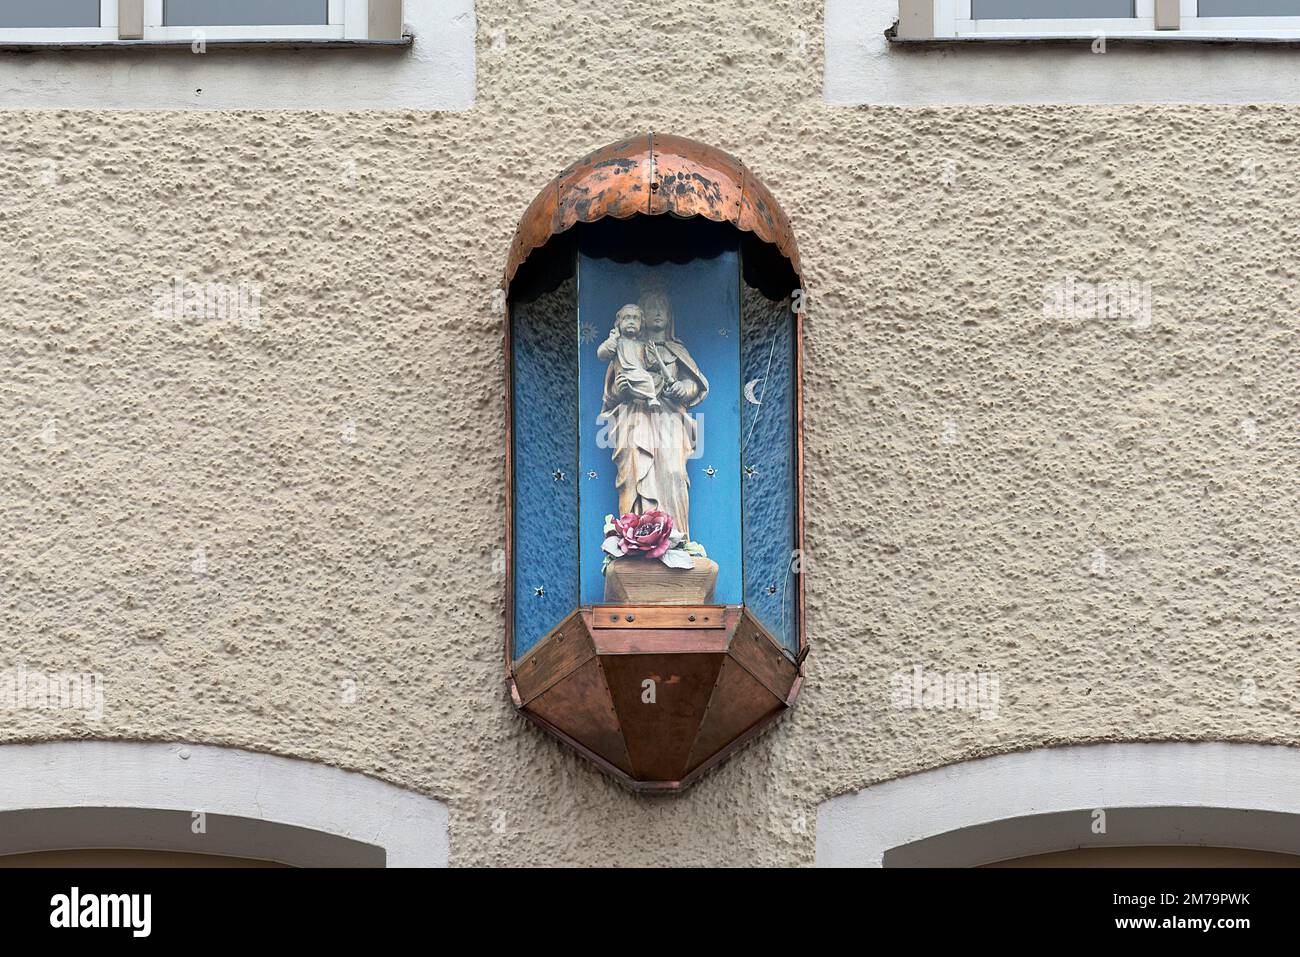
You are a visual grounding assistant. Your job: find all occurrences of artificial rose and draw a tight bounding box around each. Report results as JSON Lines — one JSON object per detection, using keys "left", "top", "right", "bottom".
{"left": 610, "top": 510, "right": 674, "bottom": 559}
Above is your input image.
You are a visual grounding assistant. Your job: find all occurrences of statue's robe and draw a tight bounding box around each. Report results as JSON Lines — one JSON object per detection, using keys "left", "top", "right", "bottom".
{"left": 601, "top": 339, "right": 708, "bottom": 537}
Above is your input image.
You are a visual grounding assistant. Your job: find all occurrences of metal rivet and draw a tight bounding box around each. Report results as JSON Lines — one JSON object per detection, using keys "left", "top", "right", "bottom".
{"left": 625, "top": 614, "right": 635, "bottom": 622}
{"left": 767, "top": 584, "right": 777, "bottom": 595}
{"left": 688, "top": 614, "right": 696, "bottom": 622}
{"left": 552, "top": 470, "right": 565, "bottom": 482}
{"left": 534, "top": 586, "right": 545, "bottom": 597}
{"left": 704, "top": 466, "right": 717, "bottom": 477}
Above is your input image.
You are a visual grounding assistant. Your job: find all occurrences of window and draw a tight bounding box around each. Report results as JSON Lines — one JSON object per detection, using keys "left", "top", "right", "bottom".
{"left": 0, "top": 0, "right": 117, "bottom": 41}
{"left": 147, "top": 0, "right": 341, "bottom": 40}
{"left": 163, "top": 1, "right": 329, "bottom": 27}
{"left": 1200, "top": 1, "right": 1300, "bottom": 12}
{"left": 899, "top": 0, "right": 1300, "bottom": 39}
{"left": 971, "top": 1, "right": 1134, "bottom": 16}
{"left": 0, "top": 0, "right": 100, "bottom": 28}
{"left": 0, "top": 0, "right": 403, "bottom": 44}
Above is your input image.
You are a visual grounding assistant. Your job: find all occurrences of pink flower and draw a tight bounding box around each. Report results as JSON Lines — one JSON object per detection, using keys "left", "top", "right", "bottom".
{"left": 609, "top": 511, "right": 674, "bottom": 559}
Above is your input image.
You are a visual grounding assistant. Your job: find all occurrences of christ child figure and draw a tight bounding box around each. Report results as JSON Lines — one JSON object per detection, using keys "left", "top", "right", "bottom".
{"left": 596, "top": 303, "right": 663, "bottom": 410}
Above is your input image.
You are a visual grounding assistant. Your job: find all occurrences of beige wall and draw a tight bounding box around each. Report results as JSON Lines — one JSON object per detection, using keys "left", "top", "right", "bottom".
{"left": 1, "top": 0, "right": 1298, "bottom": 866}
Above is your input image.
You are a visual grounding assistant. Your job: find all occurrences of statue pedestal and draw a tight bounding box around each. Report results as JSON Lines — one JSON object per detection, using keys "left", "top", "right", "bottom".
{"left": 603, "top": 557, "right": 719, "bottom": 605}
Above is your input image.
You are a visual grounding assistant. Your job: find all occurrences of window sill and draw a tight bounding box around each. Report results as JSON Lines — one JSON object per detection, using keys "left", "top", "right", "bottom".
{"left": 886, "top": 23, "right": 1300, "bottom": 45}
{"left": 0, "top": 35, "right": 413, "bottom": 52}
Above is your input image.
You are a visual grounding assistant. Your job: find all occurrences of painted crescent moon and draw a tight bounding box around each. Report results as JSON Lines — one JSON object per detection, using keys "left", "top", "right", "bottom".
{"left": 743, "top": 378, "right": 764, "bottom": 405}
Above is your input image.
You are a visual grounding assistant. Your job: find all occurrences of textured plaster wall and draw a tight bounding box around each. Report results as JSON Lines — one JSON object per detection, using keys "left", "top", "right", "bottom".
{"left": 1, "top": 0, "right": 1298, "bottom": 867}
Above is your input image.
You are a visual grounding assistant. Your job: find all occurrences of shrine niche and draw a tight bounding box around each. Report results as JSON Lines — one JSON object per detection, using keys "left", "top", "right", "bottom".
{"left": 504, "top": 133, "right": 806, "bottom": 791}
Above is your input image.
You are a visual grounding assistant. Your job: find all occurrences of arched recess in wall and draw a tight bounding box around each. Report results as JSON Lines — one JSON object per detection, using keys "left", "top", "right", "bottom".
{"left": 0, "top": 741, "right": 449, "bottom": 868}
{"left": 816, "top": 742, "right": 1300, "bottom": 867}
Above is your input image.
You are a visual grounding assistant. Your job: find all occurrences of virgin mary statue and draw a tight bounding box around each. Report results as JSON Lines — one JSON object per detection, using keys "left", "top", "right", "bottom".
{"left": 601, "top": 290, "right": 709, "bottom": 537}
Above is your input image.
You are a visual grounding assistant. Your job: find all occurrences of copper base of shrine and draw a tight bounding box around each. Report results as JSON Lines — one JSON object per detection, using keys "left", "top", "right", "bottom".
{"left": 509, "top": 606, "right": 801, "bottom": 792}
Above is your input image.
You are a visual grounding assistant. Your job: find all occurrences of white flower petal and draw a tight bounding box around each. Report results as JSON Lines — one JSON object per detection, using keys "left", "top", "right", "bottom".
{"left": 660, "top": 550, "right": 694, "bottom": 569}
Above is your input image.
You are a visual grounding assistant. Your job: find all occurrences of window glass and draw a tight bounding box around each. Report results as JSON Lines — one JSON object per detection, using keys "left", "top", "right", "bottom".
{"left": 1200, "top": 1, "right": 1300, "bottom": 13}
{"left": 576, "top": 219, "right": 743, "bottom": 609}
{"left": 972, "top": 1, "right": 1134, "bottom": 16}
{"left": 0, "top": 0, "right": 99, "bottom": 27}
{"left": 164, "top": 1, "right": 329, "bottom": 27}
{"left": 740, "top": 282, "right": 798, "bottom": 655}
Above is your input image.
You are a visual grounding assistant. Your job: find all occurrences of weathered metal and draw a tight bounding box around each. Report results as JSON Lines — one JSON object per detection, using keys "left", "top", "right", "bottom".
{"left": 503, "top": 133, "right": 803, "bottom": 291}
{"left": 511, "top": 606, "right": 799, "bottom": 792}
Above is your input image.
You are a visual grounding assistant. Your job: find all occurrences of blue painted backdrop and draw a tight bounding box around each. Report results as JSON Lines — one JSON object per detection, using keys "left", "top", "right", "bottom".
{"left": 511, "top": 280, "right": 579, "bottom": 659}
{"left": 576, "top": 241, "right": 742, "bottom": 606}
{"left": 741, "top": 289, "right": 798, "bottom": 654}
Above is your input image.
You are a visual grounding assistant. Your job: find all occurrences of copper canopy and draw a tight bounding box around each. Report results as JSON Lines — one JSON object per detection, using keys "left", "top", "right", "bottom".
{"left": 503, "top": 132, "right": 803, "bottom": 290}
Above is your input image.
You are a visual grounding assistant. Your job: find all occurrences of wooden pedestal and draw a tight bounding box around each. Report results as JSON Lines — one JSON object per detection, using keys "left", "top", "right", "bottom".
{"left": 602, "top": 557, "right": 719, "bottom": 605}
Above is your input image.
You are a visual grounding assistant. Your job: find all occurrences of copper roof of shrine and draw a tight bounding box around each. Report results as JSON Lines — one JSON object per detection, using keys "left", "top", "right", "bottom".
{"left": 503, "top": 132, "right": 802, "bottom": 289}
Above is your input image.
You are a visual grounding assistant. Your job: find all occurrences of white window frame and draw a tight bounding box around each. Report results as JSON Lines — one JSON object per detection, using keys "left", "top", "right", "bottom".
{"left": 928, "top": 0, "right": 1300, "bottom": 40}
{"left": 0, "top": 0, "right": 119, "bottom": 43}
{"left": 0, "top": 0, "right": 384, "bottom": 43}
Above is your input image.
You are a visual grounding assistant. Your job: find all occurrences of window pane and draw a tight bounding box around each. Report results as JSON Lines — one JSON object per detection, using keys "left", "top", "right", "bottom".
{"left": 576, "top": 219, "right": 743, "bottom": 609}
{"left": 0, "top": 0, "right": 99, "bottom": 27}
{"left": 1200, "top": 0, "right": 1300, "bottom": 13}
{"left": 741, "top": 283, "right": 798, "bottom": 656}
{"left": 164, "top": 1, "right": 329, "bottom": 26}
{"left": 972, "top": 1, "right": 1134, "bottom": 16}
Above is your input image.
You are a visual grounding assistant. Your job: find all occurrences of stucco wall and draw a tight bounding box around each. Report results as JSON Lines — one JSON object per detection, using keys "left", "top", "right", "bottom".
{"left": 2, "top": 0, "right": 1298, "bottom": 866}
